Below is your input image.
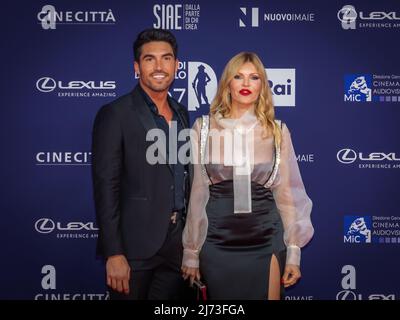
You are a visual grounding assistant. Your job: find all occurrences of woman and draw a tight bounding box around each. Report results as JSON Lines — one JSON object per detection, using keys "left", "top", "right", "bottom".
{"left": 181, "top": 52, "right": 314, "bottom": 300}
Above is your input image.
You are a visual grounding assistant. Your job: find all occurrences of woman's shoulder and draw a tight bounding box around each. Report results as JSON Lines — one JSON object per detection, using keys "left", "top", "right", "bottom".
{"left": 273, "top": 117, "right": 287, "bottom": 126}
{"left": 193, "top": 114, "right": 213, "bottom": 126}
{"left": 274, "top": 119, "right": 291, "bottom": 139}
{"left": 274, "top": 118, "right": 288, "bottom": 131}
{"left": 191, "top": 115, "right": 210, "bottom": 131}
{"left": 193, "top": 115, "right": 204, "bottom": 125}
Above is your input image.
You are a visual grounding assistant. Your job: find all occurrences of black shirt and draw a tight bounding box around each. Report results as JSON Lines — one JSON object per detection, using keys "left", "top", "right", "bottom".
{"left": 138, "top": 85, "right": 186, "bottom": 212}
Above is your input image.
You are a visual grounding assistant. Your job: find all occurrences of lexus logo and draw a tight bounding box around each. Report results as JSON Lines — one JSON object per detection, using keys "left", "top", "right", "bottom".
{"left": 36, "top": 77, "right": 116, "bottom": 92}
{"left": 337, "top": 148, "right": 357, "bottom": 164}
{"left": 36, "top": 77, "right": 57, "bottom": 92}
{"left": 35, "top": 218, "right": 55, "bottom": 234}
{"left": 336, "top": 290, "right": 358, "bottom": 300}
{"left": 34, "top": 218, "right": 98, "bottom": 234}
{"left": 337, "top": 6, "right": 357, "bottom": 23}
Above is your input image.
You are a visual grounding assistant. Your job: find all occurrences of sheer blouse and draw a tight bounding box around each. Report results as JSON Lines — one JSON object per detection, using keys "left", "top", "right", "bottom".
{"left": 182, "top": 110, "right": 314, "bottom": 268}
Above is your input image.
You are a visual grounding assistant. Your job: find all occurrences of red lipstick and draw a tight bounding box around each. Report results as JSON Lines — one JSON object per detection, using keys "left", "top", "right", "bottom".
{"left": 239, "top": 89, "right": 252, "bottom": 96}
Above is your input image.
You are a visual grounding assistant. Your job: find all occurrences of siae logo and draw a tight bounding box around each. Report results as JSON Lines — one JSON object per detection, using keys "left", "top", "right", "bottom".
{"left": 153, "top": 4, "right": 200, "bottom": 31}
{"left": 153, "top": 4, "right": 183, "bottom": 30}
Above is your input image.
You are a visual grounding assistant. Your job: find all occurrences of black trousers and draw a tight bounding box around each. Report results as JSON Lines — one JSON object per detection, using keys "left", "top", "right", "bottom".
{"left": 109, "top": 218, "right": 191, "bottom": 300}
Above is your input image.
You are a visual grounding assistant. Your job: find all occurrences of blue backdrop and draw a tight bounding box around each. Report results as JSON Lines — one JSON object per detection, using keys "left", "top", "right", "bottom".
{"left": 1, "top": 0, "right": 400, "bottom": 300}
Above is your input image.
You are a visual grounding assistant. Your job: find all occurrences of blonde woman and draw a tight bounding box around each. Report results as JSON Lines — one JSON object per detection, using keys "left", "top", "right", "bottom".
{"left": 181, "top": 52, "right": 314, "bottom": 300}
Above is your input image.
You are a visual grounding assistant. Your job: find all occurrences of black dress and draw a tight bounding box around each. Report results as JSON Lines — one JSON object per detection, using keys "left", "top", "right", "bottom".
{"left": 199, "top": 180, "right": 286, "bottom": 299}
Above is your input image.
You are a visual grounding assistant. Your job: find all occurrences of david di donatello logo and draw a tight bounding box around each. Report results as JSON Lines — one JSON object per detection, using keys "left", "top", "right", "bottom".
{"left": 135, "top": 61, "right": 217, "bottom": 112}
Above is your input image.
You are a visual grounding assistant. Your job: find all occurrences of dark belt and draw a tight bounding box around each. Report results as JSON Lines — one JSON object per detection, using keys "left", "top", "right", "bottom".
{"left": 170, "top": 209, "right": 183, "bottom": 224}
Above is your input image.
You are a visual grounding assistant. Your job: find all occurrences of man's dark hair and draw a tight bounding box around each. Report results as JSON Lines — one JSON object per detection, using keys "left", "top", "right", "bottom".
{"left": 133, "top": 28, "right": 178, "bottom": 62}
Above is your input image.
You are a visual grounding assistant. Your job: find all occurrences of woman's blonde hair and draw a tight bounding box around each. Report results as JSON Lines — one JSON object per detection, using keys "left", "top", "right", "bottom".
{"left": 210, "top": 52, "right": 281, "bottom": 144}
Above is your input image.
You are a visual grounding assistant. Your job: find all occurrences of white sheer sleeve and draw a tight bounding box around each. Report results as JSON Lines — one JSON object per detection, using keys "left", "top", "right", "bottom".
{"left": 272, "top": 124, "right": 314, "bottom": 266}
{"left": 182, "top": 118, "right": 209, "bottom": 268}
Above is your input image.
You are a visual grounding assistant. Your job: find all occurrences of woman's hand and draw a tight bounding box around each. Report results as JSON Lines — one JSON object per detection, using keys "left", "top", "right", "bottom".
{"left": 181, "top": 266, "right": 201, "bottom": 285}
{"left": 281, "top": 264, "right": 301, "bottom": 288}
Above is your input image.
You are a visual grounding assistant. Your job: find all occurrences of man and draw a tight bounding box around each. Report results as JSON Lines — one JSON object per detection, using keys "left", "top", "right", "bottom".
{"left": 92, "top": 29, "right": 190, "bottom": 300}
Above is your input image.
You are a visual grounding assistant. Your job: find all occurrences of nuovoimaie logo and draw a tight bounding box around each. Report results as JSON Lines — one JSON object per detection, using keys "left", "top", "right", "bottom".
{"left": 239, "top": 7, "right": 259, "bottom": 27}
{"left": 344, "top": 74, "right": 372, "bottom": 102}
{"left": 344, "top": 216, "right": 372, "bottom": 243}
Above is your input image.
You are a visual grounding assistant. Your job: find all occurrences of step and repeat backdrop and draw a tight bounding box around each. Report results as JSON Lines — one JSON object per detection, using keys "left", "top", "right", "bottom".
{"left": 1, "top": 0, "right": 399, "bottom": 300}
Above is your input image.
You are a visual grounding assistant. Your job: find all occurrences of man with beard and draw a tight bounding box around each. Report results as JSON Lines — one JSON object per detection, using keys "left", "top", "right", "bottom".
{"left": 92, "top": 29, "right": 190, "bottom": 300}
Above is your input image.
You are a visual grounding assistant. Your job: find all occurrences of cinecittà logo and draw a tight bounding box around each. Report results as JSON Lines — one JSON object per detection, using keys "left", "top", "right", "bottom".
{"left": 35, "top": 265, "right": 109, "bottom": 300}
{"left": 35, "top": 152, "right": 91, "bottom": 165}
{"left": 37, "top": 5, "right": 116, "bottom": 30}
